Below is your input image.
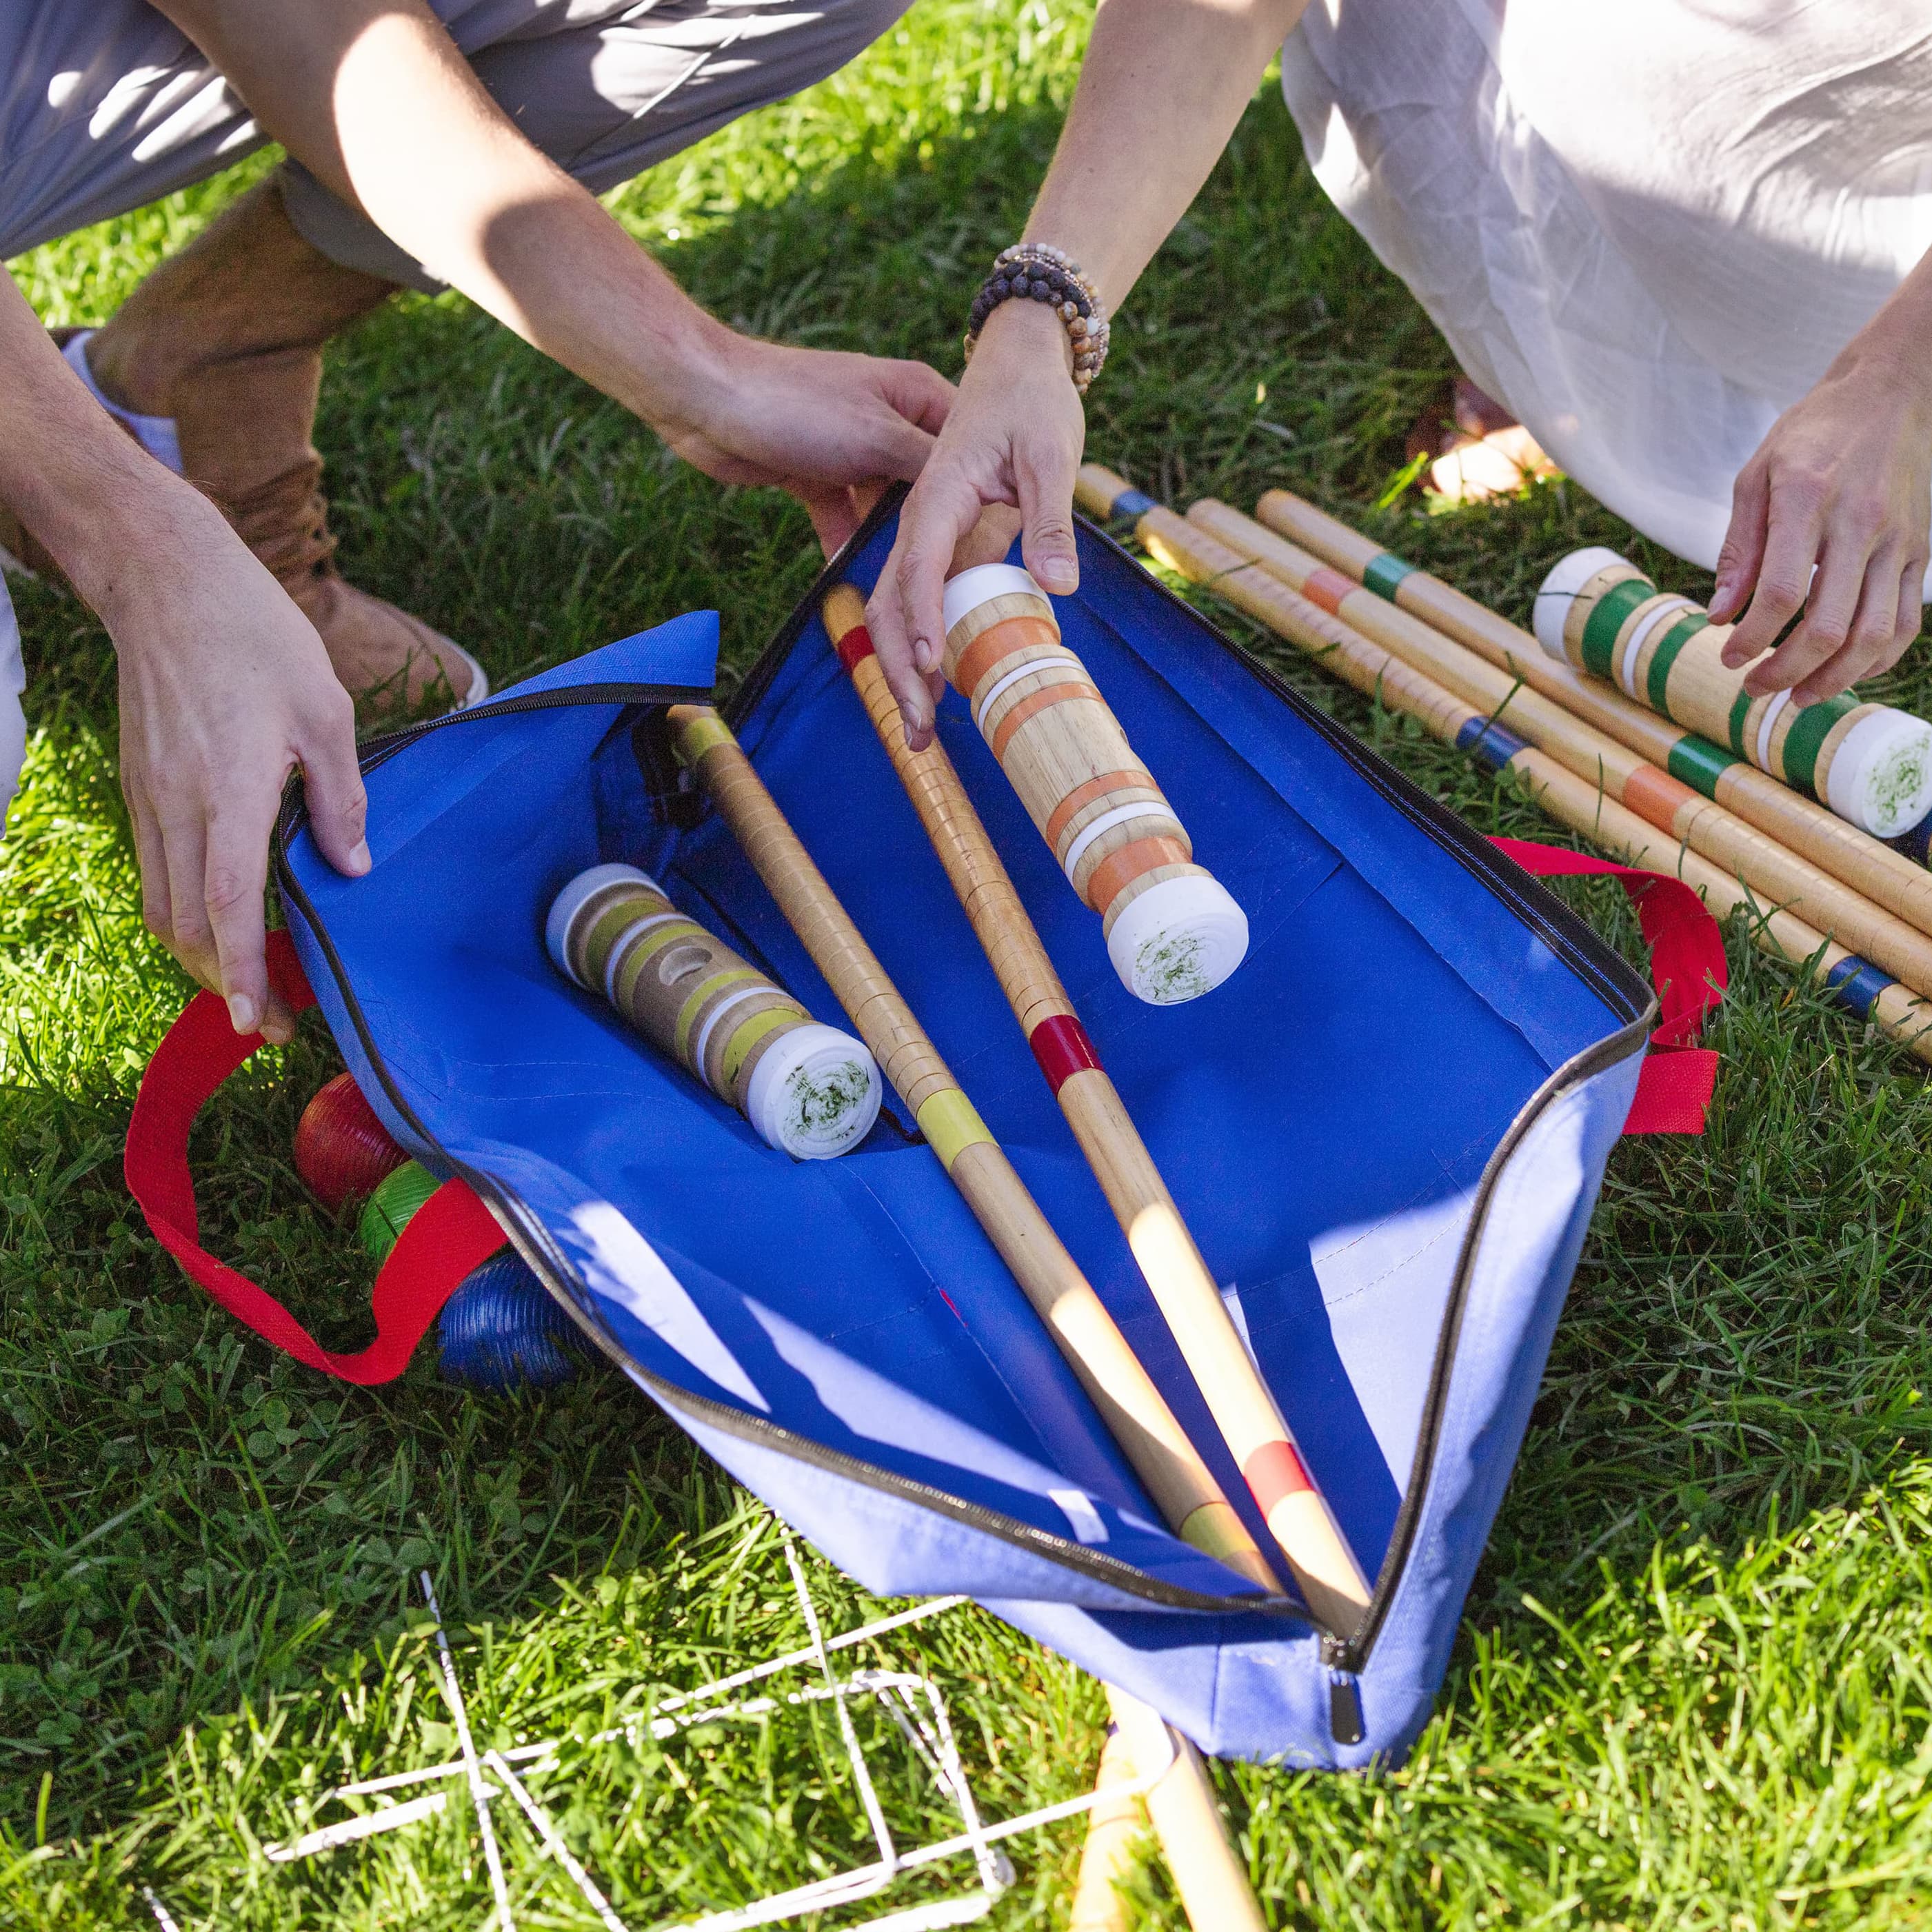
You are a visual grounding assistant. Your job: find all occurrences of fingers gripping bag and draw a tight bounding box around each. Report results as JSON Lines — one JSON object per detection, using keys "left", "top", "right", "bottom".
{"left": 132, "top": 489, "right": 1674, "bottom": 1769}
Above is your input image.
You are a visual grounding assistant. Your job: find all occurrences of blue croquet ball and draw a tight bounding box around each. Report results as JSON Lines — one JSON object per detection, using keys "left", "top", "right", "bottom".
{"left": 437, "top": 1251, "right": 584, "bottom": 1392}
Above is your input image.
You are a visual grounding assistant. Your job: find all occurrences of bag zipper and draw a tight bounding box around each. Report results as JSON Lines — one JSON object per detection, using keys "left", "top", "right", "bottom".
{"left": 277, "top": 506, "right": 1657, "bottom": 1674}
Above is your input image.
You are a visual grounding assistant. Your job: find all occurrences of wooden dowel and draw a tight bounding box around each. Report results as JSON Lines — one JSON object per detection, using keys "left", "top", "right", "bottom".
{"left": 1184, "top": 497, "right": 1932, "bottom": 1003}
{"left": 667, "top": 706, "right": 1276, "bottom": 1593}
{"left": 820, "top": 588, "right": 1373, "bottom": 1636}
{"left": 1089, "top": 486, "right": 1932, "bottom": 1067}
{"left": 1067, "top": 1722, "right": 1144, "bottom": 1932}
{"left": 1105, "top": 1687, "right": 1269, "bottom": 1932}
{"left": 1240, "top": 479, "right": 1932, "bottom": 940}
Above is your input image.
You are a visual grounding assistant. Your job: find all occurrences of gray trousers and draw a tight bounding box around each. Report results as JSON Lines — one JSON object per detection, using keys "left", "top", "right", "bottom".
{"left": 0, "top": 0, "right": 912, "bottom": 283}
{"left": 0, "top": 0, "right": 912, "bottom": 828}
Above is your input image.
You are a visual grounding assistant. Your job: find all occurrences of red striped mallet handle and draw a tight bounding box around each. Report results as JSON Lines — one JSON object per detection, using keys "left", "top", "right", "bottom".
{"left": 821, "top": 587, "right": 1371, "bottom": 1635}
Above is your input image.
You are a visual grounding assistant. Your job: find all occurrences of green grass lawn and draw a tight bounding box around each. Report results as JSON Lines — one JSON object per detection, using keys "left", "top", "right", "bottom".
{"left": 8, "top": 3, "right": 1932, "bottom": 1924}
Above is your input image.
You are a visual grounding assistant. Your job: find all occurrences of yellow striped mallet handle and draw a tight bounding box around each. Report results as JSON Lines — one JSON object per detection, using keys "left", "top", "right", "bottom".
{"left": 1184, "top": 498, "right": 1932, "bottom": 1004}
{"left": 1103, "top": 487, "right": 1932, "bottom": 1067}
{"left": 672, "top": 706, "right": 1279, "bottom": 1929}
{"left": 667, "top": 705, "right": 1276, "bottom": 1593}
{"left": 1242, "top": 480, "right": 1932, "bottom": 942}
{"left": 818, "top": 591, "right": 1371, "bottom": 1636}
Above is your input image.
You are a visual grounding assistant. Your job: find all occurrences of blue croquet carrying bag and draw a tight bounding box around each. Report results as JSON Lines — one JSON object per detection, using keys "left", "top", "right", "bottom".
{"left": 133, "top": 494, "right": 1682, "bottom": 1770}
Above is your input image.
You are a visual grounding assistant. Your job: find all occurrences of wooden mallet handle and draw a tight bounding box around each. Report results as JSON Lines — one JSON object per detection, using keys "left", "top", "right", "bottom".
{"left": 1103, "top": 1686, "right": 1269, "bottom": 1932}
{"left": 1246, "top": 479, "right": 1932, "bottom": 943}
{"left": 818, "top": 592, "right": 1371, "bottom": 1636}
{"left": 1068, "top": 1720, "right": 1144, "bottom": 1932}
{"left": 667, "top": 706, "right": 1276, "bottom": 1592}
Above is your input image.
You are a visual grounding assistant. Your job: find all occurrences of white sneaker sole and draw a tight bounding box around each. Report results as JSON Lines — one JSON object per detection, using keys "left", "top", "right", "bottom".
{"left": 446, "top": 638, "right": 490, "bottom": 710}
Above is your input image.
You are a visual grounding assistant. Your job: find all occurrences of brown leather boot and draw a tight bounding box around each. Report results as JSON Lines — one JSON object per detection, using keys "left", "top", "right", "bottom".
{"left": 0, "top": 328, "right": 486, "bottom": 720}
{"left": 165, "top": 339, "right": 487, "bottom": 721}
{"left": 7, "top": 177, "right": 485, "bottom": 721}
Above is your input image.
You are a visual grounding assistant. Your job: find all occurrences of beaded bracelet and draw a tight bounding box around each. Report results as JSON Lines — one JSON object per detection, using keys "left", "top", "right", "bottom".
{"left": 964, "top": 243, "right": 1111, "bottom": 394}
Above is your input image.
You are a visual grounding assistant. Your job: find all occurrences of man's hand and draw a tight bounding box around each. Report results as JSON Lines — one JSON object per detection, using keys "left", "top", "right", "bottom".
{"left": 664, "top": 336, "right": 954, "bottom": 556}
{"left": 865, "top": 301, "right": 1085, "bottom": 745}
{"left": 106, "top": 499, "right": 370, "bottom": 1043}
{"left": 161, "top": 0, "right": 952, "bottom": 559}
{"left": 0, "top": 268, "right": 370, "bottom": 1043}
{"left": 1711, "top": 281, "right": 1932, "bottom": 705}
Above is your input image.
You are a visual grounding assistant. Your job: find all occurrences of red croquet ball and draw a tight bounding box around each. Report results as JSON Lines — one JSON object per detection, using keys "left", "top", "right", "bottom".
{"left": 294, "top": 1072, "right": 408, "bottom": 1214}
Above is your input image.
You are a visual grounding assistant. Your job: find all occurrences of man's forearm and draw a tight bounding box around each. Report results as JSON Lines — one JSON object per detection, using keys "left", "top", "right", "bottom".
{"left": 0, "top": 272, "right": 212, "bottom": 614}
{"left": 158, "top": 0, "right": 729, "bottom": 434}
{"left": 1020, "top": 0, "right": 1309, "bottom": 310}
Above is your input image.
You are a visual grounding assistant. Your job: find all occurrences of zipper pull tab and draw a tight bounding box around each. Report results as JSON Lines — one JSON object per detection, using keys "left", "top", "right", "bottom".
{"left": 1327, "top": 1668, "right": 1365, "bottom": 1747}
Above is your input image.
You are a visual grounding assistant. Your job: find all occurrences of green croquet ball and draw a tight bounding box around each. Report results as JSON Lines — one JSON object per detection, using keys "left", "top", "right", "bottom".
{"left": 359, "top": 1159, "right": 440, "bottom": 1260}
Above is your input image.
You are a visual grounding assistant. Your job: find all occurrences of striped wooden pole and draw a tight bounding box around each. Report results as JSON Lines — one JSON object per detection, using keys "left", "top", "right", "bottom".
{"left": 667, "top": 706, "right": 1276, "bottom": 1593}
{"left": 1533, "top": 549, "right": 1932, "bottom": 837}
{"left": 938, "top": 565, "right": 1249, "bottom": 1004}
{"left": 1075, "top": 474, "right": 1932, "bottom": 1066}
{"left": 667, "top": 708, "right": 1276, "bottom": 1931}
{"left": 545, "top": 865, "right": 883, "bottom": 1158}
{"left": 1242, "top": 482, "right": 1932, "bottom": 939}
{"left": 821, "top": 586, "right": 1373, "bottom": 1636}
{"left": 1182, "top": 497, "right": 1932, "bottom": 1003}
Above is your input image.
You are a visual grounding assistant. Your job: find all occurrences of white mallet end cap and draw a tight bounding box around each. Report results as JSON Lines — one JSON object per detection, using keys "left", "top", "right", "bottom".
{"left": 547, "top": 863, "right": 660, "bottom": 983}
{"left": 942, "top": 562, "right": 1047, "bottom": 636}
{"left": 1823, "top": 707, "right": 1932, "bottom": 837}
{"left": 1531, "top": 545, "right": 1630, "bottom": 661}
{"left": 745, "top": 1023, "right": 883, "bottom": 1160}
{"left": 1105, "top": 873, "right": 1249, "bottom": 1005}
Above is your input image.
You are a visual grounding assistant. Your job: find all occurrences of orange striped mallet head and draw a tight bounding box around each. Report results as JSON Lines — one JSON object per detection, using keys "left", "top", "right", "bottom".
{"left": 934, "top": 563, "right": 1249, "bottom": 1005}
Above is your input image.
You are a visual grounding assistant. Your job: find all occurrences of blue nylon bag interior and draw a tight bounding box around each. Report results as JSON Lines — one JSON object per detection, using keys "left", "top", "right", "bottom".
{"left": 281, "top": 507, "right": 1648, "bottom": 1661}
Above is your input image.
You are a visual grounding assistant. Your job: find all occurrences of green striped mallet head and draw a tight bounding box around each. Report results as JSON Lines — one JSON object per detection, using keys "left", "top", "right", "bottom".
{"left": 546, "top": 863, "right": 882, "bottom": 1160}
{"left": 1534, "top": 546, "right": 1932, "bottom": 838}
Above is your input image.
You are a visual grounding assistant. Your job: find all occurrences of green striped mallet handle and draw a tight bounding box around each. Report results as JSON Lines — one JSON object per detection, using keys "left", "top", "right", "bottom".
{"left": 1183, "top": 497, "right": 1932, "bottom": 1005}
{"left": 1081, "top": 472, "right": 1932, "bottom": 1066}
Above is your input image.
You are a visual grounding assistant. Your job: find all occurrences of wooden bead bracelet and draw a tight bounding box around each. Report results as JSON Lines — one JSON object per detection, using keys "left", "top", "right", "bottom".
{"left": 964, "top": 243, "right": 1111, "bottom": 394}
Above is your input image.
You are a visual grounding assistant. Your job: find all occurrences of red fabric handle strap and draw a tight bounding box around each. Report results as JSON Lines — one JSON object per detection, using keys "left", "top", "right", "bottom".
{"left": 1491, "top": 838, "right": 1725, "bottom": 1135}
{"left": 124, "top": 930, "right": 507, "bottom": 1385}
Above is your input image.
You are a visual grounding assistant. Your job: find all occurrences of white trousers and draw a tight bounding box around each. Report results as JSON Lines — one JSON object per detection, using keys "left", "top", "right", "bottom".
{"left": 1280, "top": 0, "right": 1932, "bottom": 582}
